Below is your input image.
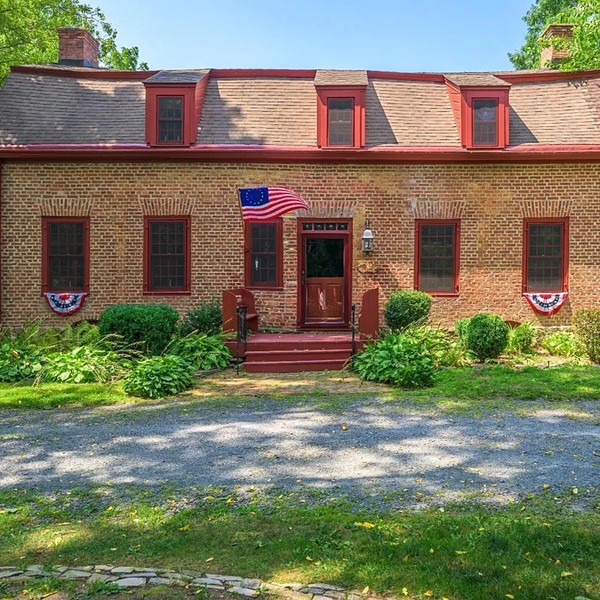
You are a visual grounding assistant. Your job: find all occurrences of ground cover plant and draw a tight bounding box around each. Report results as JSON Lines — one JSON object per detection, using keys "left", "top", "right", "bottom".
{"left": 124, "top": 355, "right": 196, "bottom": 399}
{"left": 0, "top": 486, "right": 598, "bottom": 600}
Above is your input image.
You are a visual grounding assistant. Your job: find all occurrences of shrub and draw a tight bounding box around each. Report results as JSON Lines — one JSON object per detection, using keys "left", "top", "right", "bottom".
{"left": 124, "top": 355, "right": 195, "bottom": 398}
{"left": 573, "top": 309, "right": 600, "bottom": 363}
{"left": 180, "top": 300, "right": 222, "bottom": 336}
{"left": 465, "top": 313, "right": 509, "bottom": 361}
{"left": 541, "top": 331, "right": 585, "bottom": 358}
{"left": 507, "top": 322, "right": 536, "bottom": 355}
{"left": 167, "top": 333, "right": 231, "bottom": 371}
{"left": 353, "top": 333, "right": 435, "bottom": 388}
{"left": 99, "top": 304, "right": 180, "bottom": 355}
{"left": 36, "top": 345, "right": 125, "bottom": 384}
{"left": 455, "top": 318, "right": 470, "bottom": 346}
{"left": 0, "top": 344, "right": 44, "bottom": 382}
{"left": 404, "top": 325, "right": 467, "bottom": 367}
{"left": 384, "top": 290, "right": 432, "bottom": 331}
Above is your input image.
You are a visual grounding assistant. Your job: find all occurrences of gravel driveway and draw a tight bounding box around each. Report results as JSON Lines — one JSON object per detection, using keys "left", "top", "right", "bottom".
{"left": 1, "top": 399, "right": 598, "bottom": 504}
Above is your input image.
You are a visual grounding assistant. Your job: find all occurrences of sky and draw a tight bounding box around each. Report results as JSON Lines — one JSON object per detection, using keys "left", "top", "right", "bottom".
{"left": 97, "top": 0, "right": 534, "bottom": 72}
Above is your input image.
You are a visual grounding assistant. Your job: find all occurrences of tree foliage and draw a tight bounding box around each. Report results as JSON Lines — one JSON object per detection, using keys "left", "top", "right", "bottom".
{"left": 0, "top": 0, "right": 148, "bottom": 83}
{"left": 509, "top": 0, "right": 600, "bottom": 70}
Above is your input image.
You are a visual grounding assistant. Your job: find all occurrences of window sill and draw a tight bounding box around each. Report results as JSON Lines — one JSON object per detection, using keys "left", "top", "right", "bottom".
{"left": 245, "top": 286, "right": 284, "bottom": 291}
{"left": 143, "top": 290, "right": 192, "bottom": 296}
{"left": 42, "top": 291, "right": 89, "bottom": 295}
{"left": 420, "top": 291, "right": 460, "bottom": 297}
{"left": 320, "top": 145, "right": 361, "bottom": 150}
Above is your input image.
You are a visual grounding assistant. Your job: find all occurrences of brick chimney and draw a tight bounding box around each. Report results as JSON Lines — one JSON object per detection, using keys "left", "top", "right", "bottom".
{"left": 58, "top": 27, "right": 99, "bottom": 68}
{"left": 540, "top": 24, "right": 574, "bottom": 68}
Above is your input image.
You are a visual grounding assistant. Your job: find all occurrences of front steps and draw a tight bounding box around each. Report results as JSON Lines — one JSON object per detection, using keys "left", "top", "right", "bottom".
{"left": 239, "top": 332, "right": 355, "bottom": 373}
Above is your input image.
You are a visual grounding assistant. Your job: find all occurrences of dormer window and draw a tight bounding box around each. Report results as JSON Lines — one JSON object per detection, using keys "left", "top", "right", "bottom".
{"left": 473, "top": 99, "right": 498, "bottom": 146}
{"left": 327, "top": 98, "right": 354, "bottom": 146}
{"left": 158, "top": 96, "right": 184, "bottom": 144}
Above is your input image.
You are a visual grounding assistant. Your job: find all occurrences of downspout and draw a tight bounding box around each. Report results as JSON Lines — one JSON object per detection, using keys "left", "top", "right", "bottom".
{"left": 0, "top": 161, "right": 3, "bottom": 325}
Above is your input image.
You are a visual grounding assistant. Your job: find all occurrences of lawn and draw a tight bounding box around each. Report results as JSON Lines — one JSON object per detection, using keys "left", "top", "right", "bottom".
{"left": 1, "top": 364, "right": 600, "bottom": 411}
{"left": 0, "top": 487, "right": 598, "bottom": 600}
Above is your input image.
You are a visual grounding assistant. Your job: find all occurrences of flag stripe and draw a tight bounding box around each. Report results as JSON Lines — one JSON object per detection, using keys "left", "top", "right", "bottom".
{"left": 239, "top": 186, "right": 308, "bottom": 221}
{"left": 242, "top": 200, "right": 308, "bottom": 218}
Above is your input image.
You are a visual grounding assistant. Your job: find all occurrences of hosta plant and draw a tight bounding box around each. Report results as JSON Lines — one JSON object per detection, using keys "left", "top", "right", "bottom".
{"left": 124, "top": 355, "right": 195, "bottom": 399}
{"left": 167, "top": 333, "right": 231, "bottom": 371}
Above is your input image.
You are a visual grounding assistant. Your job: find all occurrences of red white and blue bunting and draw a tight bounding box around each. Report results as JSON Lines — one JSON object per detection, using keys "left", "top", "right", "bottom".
{"left": 44, "top": 293, "right": 87, "bottom": 316}
{"left": 523, "top": 292, "right": 568, "bottom": 316}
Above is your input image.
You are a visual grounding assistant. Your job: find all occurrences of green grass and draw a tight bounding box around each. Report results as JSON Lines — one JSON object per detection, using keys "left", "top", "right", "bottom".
{"left": 0, "top": 488, "right": 598, "bottom": 600}
{"left": 0, "top": 381, "right": 128, "bottom": 409}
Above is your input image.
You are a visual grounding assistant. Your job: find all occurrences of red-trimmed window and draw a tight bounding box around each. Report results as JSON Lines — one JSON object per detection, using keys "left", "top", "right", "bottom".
{"left": 316, "top": 88, "right": 365, "bottom": 149}
{"left": 523, "top": 219, "right": 568, "bottom": 293}
{"left": 158, "top": 96, "right": 184, "bottom": 144}
{"left": 462, "top": 89, "right": 509, "bottom": 149}
{"left": 244, "top": 220, "right": 283, "bottom": 288}
{"left": 144, "top": 217, "right": 191, "bottom": 294}
{"left": 42, "top": 217, "right": 90, "bottom": 293}
{"left": 415, "top": 220, "right": 460, "bottom": 295}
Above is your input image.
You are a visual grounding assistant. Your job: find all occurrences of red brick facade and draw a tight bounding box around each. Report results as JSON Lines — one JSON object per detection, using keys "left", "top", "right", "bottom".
{"left": 1, "top": 160, "right": 598, "bottom": 328}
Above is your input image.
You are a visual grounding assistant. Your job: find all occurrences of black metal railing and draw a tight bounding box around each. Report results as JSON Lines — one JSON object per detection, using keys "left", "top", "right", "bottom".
{"left": 236, "top": 305, "right": 248, "bottom": 374}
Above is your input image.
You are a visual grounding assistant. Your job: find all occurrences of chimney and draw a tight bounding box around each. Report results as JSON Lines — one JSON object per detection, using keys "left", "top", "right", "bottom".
{"left": 58, "top": 27, "right": 99, "bottom": 68}
{"left": 540, "top": 24, "right": 574, "bottom": 68}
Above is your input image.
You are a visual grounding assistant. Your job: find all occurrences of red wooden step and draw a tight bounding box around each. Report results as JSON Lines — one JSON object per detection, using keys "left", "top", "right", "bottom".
{"left": 244, "top": 358, "right": 348, "bottom": 373}
{"left": 245, "top": 348, "right": 352, "bottom": 363}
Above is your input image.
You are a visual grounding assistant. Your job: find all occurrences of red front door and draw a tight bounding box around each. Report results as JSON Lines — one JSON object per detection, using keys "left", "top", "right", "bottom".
{"left": 299, "top": 221, "right": 351, "bottom": 327}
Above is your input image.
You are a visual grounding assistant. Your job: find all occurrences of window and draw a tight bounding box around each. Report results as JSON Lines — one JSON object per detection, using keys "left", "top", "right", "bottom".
{"left": 157, "top": 96, "right": 184, "bottom": 144}
{"left": 144, "top": 217, "right": 191, "bottom": 293}
{"left": 245, "top": 220, "right": 283, "bottom": 288}
{"left": 327, "top": 98, "right": 354, "bottom": 146}
{"left": 42, "top": 217, "right": 89, "bottom": 293}
{"left": 473, "top": 99, "right": 498, "bottom": 146}
{"left": 316, "top": 88, "right": 365, "bottom": 149}
{"left": 415, "top": 220, "right": 460, "bottom": 294}
{"left": 523, "top": 219, "right": 568, "bottom": 292}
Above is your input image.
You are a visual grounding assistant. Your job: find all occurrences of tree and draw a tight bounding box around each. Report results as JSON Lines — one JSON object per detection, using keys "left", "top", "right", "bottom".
{"left": 509, "top": 0, "right": 600, "bottom": 71}
{"left": 0, "top": 0, "right": 148, "bottom": 83}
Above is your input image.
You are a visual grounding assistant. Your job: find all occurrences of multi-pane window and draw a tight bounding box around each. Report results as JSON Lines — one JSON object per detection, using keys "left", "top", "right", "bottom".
{"left": 473, "top": 99, "right": 498, "bottom": 146}
{"left": 42, "top": 218, "right": 89, "bottom": 292}
{"left": 524, "top": 220, "right": 567, "bottom": 292}
{"left": 158, "top": 96, "right": 184, "bottom": 144}
{"left": 327, "top": 98, "right": 354, "bottom": 146}
{"left": 416, "top": 221, "right": 459, "bottom": 294}
{"left": 144, "top": 217, "right": 190, "bottom": 292}
{"left": 245, "top": 221, "right": 282, "bottom": 288}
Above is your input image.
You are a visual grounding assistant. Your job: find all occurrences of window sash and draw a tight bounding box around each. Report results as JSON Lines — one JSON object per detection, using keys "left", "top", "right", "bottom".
{"left": 327, "top": 98, "right": 354, "bottom": 146}
{"left": 472, "top": 98, "right": 498, "bottom": 146}
{"left": 416, "top": 222, "right": 458, "bottom": 294}
{"left": 246, "top": 221, "right": 282, "bottom": 288}
{"left": 157, "top": 96, "right": 184, "bottom": 144}
{"left": 525, "top": 222, "right": 566, "bottom": 292}
{"left": 44, "top": 219, "right": 88, "bottom": 293}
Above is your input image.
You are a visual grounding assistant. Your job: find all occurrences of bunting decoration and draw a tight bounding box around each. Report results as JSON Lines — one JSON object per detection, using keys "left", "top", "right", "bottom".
{"left": 44, "top": 293, "right": 87, "bottom": 316}
{"left": 523, "top": 292, "right": 568, "bottom": 316}
{"left": 239, "top": 186, "right": 308, "bottom": 221}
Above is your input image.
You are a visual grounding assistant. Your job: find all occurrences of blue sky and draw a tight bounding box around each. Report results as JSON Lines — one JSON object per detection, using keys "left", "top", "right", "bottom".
{"left": 98, "top": 0, "right": 533, "bottom": 72}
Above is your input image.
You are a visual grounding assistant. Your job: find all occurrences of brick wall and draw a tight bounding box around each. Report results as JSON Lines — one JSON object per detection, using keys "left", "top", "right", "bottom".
{"left": 2, "top": 161, "right": 599, "bottom": 328}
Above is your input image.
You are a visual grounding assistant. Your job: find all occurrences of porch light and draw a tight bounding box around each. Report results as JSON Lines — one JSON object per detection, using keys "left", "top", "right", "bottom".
{"left": 362, "top": 220, "right": 374, "bottom": 252}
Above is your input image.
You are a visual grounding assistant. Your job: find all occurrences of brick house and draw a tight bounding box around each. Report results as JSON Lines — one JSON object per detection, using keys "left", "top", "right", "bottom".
{"left": 1, "top": 27, "right": 600, "bottom": 350}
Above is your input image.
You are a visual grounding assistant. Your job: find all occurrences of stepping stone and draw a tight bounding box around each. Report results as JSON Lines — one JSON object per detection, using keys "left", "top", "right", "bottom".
{"left": 61, "top": 570, "right": 92, "bottom": 579}
{"left": 0, "top": 572, "right": 23, "bottom": 579}
{"left": 229, "top": 586, "right": 261, "bottom": 597}
{"left": 149, "top": 577, "right": 173, "bottom": 586}
{"left": 194, "top": 577, "right": 224, "bottom": 586}
{"left": 241, "top": 579, "right": 262, "bottom": 590}
{"left": 94, "top": 565, "right": 114, "bottom": 572}
{"left": 207, "top": 573, "right": 243, "bottom": 583}
{"left": 117, "top": 577, "right": 146, "bottom": 587}
{"left": 308, "top": 584, "right": 345, "bottom": 592}
{"left": 112, "top": 566, "right": 134, "bottom": 574}
{"left": 88, "top": 573, "right": 116, "bottom": 583}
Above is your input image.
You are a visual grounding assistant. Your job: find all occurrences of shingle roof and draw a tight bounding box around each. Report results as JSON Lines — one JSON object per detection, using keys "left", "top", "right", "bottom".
{"left": 1, "top": 65, "right": 600, "bottom": 148}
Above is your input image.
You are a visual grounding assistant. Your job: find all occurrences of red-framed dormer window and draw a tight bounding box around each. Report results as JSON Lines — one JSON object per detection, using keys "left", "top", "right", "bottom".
{"left": 143, "top": 216, "right": 191, "bottom": 294}
{"left": 42, "top": 217, "right": 90, "bottom": 293}
{"left": 316, "top": 88, "right": 365, "bottom": 149}
{"left": 522, "top": 218, "right": 569, "bottom": 293}
{"left": 463, "top": 89, "right": 509, "bottom": 149}
{"left": 144, "top": 85, "right": 197, "bottom": 146}
{"left": 414, "top": 219, "right": 460, "bottom": 295}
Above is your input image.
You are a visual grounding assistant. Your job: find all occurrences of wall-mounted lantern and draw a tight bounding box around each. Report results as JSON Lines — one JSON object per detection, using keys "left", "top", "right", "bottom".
{"left": 362, "top": 219, "right": 374, "bottom": 252}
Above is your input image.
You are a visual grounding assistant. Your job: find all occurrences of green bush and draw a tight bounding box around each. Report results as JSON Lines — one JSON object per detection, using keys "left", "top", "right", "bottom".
{"left": 124, "top": 355, "right": 195, "bottom": 399}
{"left": 36, "top": 345, "right": 126, "bottom": 384}
{"left": 180, "top": 300, "right": 222, "bottom": 336}
{"left": 465, "top": 313, "right": 510, "bottom": 361}
{"left": 353, "top": 333, "right": 435, "bottom": 388}
{"left": 99, "top": 304, "right": 180, "bottom": 355}
{"left": 455, "top": 318, "right": 470, "bottom": 346}
{"left": 573, "top": 309, "right": 600, "bottom": 363}
{"left": 404, "top": 325, "right": 467, "bottom": 367}
{"left": 0, "top": 344, "right": 44, "bottom": 382}
{"left": 507, "top": 322, "right": 536, "bottom": 355}
{"left": 167, "top": 333, "right": 231, "bottom": 371}
{"left": 384, "top": 290, "right": 432, "bottom": 331}
{"left": 541, "top": 330, "right": 585, "bottom": 358}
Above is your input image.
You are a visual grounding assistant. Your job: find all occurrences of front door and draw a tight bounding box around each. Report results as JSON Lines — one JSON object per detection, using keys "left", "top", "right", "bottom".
{"left": 299, "top": 221, "right": 351, "bottom": 327}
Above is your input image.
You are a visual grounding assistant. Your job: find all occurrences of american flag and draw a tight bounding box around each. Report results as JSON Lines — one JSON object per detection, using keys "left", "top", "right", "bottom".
{"left": 238, "top": 186, "right": 308, "bottom": 221}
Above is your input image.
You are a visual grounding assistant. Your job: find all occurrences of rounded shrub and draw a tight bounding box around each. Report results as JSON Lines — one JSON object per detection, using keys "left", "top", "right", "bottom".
{"left": 507, "top": 322, "right": 536, "bottom": 355}
{"left": 573, "top": 308, "right": 600, "bottom": 363}
{"left": 99, "top": 304, "right": 180, "bottom": 356}
{"left": 353, "top": 333, "right": 436, "bottom": 389}
{"left": 180, "top": 300, "right": 223, "bottom": 336}
{"left": 465, "top": 313, "right": 510, "bottom": 361}
{"left": 124, "top": 355, "right": 195, "bottom": 399}
{"left": 384, "top": 290, "right": 432, "bottom": 331}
